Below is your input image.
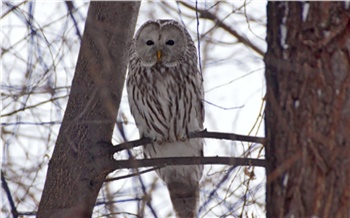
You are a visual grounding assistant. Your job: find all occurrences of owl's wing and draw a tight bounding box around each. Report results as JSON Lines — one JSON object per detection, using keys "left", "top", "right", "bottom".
{"left": 127, "top": 40, "right": 144, "bottom": 134}
{"left": 195, "top": 70, "right": 205, "bottom": 129}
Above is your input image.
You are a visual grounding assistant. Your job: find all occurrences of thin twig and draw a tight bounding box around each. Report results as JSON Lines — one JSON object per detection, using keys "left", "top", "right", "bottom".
{"left": 1, "top": 121, "right": 62, "bottom": 126}
{"left": 1, "top": 1, "right": 27, "bottom": 19}
{"left": 104, "top": 166, "right": 165, "bottom": 182}
{"left": 199, "top": 166, "right": 236, "bottom": 214}
{"left": 1, "top": 171, "right": 19, "bottom": 218}
{"left": 115, "top": 121, "right": 158, "bottom": 218}
{"left": 179, "top": 2, "right": 264, "bottom": 56}
{"left": 1, "top": 95, "right": 69, "bottom": 117}
{"left": 65, "top": 1, "right": 82, "bottom": 40}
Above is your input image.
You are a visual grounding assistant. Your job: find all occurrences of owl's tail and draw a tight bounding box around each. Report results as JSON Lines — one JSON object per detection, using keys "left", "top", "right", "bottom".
{"left": 167, "top": 181, "right": 199, "bottom": 218}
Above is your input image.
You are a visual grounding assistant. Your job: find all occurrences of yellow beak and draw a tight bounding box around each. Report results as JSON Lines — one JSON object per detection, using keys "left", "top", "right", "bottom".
{"left": 157, "top": 50, "right": 162, "bottom": 61}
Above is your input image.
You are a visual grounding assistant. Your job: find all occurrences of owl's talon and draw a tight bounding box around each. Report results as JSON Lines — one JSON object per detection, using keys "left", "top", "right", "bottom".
{"left": 176, "top": 135, "right": 187, "bottom": 142}
{"left": 152, "top": 137, "right": 164, "bottom": 145}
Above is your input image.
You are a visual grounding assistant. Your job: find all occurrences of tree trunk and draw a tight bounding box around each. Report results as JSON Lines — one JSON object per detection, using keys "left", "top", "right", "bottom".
{"left": 265, "top": 2, "right": 350, "bottom": 217}
{"left": 37, "top": 2, "right": 140, "bottom": 217}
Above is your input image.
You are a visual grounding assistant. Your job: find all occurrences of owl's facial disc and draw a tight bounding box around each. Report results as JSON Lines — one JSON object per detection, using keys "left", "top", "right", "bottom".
{"left": 135, "top": 23, "right": 159, "bottom": 67}
{"left": 136, "top": 23, "right": 186, "bottom": 67}
{"left": 158, "top": 25, "right": 186, "bottom": 67}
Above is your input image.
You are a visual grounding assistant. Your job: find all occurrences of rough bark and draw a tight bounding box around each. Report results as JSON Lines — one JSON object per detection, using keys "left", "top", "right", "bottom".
{"left": 265, "top": 2, "right": 350, "bottom": 217}
{"left": 37, "top": 2, "right": 140, "bottom": 217}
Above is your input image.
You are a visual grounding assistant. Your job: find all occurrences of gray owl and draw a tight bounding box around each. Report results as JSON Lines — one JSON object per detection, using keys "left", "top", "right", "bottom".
{"left": 127, "top": 19, "right": 204, "bottom": 218}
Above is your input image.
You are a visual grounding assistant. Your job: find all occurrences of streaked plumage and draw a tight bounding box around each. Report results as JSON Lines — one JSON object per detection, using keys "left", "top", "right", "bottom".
{"left": 127, "top": 19, "right": 204, "bottom": 217}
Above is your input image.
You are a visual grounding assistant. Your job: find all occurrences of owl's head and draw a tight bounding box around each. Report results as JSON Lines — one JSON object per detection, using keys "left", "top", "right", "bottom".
{"left": 134, "top": 20, "right": 192, "bottom": 68}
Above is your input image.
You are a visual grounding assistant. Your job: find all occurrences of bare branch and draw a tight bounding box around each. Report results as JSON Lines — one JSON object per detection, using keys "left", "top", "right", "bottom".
{"left": 1, "top": 1, "right": 27, "bottom": 19}
{"left": 105, "top": 130, "right": 265, "bottom": 176}
{"left": 111, "top": 156, "right": 266, "bottom": 170}
{"left": 179, "top": 2, "right": 264, "bottom": 56}
{"left": 110, "top": 129, "right": 265, "bottom": 154}
{"left": 190, "top": 129, "right": 265, "bottom": 144}
{"left": 1, "top": 95, "right": 69, "bottom": 117}
{"left": 65, "top": 1, "right": 82, "bottom": 40}
{"left": 110, "top": 137, "right": 153, "bottom": 153}
{"left": 104, "top": 166, "right": 165, "bottom": 183}
{"left": 1, "top": 171, "right": 19, "bottom": 218}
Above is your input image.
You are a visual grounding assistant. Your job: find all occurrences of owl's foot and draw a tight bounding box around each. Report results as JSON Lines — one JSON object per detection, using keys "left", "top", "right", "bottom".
{"left": 176, "top": 134, "right": 188, "bottom": 142}
{"left": 151, "top": 136, "right": 165, "bottom": 145}
{"left": 156, "top": 140, "right": 163, "bottom": 145}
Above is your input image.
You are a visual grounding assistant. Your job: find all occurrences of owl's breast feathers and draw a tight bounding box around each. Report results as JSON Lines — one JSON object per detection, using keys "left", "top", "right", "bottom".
{"left": 127, "top": 62, "right": 203, "bottom": 143}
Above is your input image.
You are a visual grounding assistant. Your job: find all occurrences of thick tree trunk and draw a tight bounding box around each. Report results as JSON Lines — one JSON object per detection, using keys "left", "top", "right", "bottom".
{"left": 265, "top": 2, "right": 350, "bottom": 217}
{"left": 37, "top": 2, "right": 140, "bottom": 217}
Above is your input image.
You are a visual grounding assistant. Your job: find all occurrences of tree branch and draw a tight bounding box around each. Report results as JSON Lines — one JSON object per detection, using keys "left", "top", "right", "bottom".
{"left": 189, "top": 129, "right": 265, "bottom": 144}
{"left": 104, "top": 130, "right": 265, "bottom": 178}
{"left": 110, "top": 129, "right": 265, "bottom": 154}
{"left": 104, "top": 166, "right": 165, "bottom": 183}
{"left": 65, "top": 1, "right": 82, "bottom": 40}
{"left": 1, "top": 170, "right": 19, "bottom": 218}
{"left": 101, "top": 156, "right": 266, "bottom": 182}
{"left": 179, "top": 2, "right": 264, "bottom": 56}
{"left": 111, "top": 156, "right": 266, "bottom": 170}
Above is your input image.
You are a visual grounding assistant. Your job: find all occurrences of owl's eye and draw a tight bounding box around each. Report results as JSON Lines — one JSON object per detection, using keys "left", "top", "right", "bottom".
{"left": 146, "top": 40, "right": 154, "bottom": 46}
{"left": 166, "top": 40, "right": 175, "bottom": 46}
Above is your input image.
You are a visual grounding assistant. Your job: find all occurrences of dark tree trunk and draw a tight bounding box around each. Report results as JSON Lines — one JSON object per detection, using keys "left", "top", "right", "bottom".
{"left": 37, "top": 2, "right": 140, "bottom": 217}
{"left": 265, "top": 2, "right": 350, "bottom": 217}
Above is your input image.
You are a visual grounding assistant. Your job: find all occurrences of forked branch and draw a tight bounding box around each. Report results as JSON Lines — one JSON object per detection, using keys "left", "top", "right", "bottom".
{"left": 179, "top": 1, "right": 265, "bottom": 56}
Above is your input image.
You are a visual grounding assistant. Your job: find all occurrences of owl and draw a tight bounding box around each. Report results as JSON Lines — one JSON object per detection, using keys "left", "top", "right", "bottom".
{"left": 127, "top": 19, "right": 204, "bottom": 218}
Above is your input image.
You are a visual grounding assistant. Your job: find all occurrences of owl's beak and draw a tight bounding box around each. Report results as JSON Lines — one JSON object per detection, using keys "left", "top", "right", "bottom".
{"left": 157, "top": 50, "right": 162, "bottom": 61}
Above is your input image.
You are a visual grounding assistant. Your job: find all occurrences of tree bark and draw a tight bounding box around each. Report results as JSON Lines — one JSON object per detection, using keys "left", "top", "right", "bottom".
{"left": 37, "top": 2, "right": 140, "bottom": 217}
{"left": 265, "top": 2, "right": 350, "bottom": 217}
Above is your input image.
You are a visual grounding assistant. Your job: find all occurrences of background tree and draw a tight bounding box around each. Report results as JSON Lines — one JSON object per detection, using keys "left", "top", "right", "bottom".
{"left": 265, "top": 2, "right": 350, "bottom": 217}
{"left": 2, "top": 1, "right": 266, "bottom": 217}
